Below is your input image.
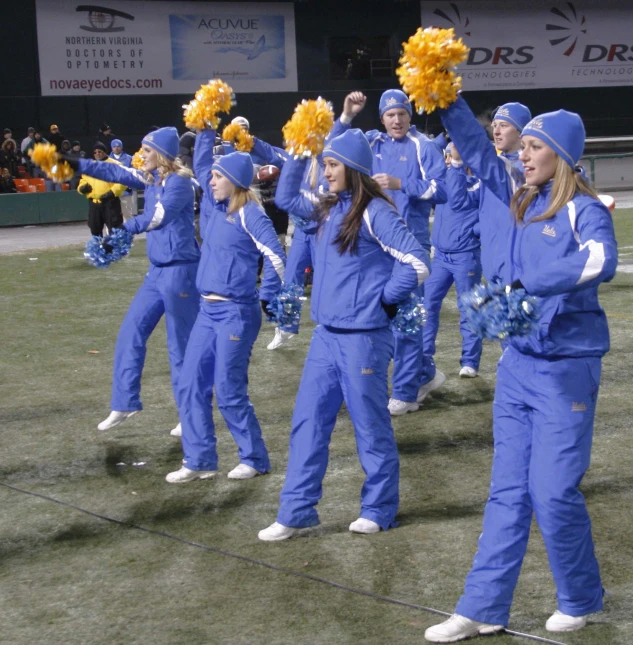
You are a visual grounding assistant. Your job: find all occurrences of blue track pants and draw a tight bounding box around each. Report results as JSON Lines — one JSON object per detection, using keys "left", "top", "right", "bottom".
{"left": 277, "top": 325, "right": 399, "bottom": 530}
{"left": 111, "top": 263, "right": 199, "bottom": 411}
{"left": 282, "top": 227, "right": 314, "bottom": 334}
{"left": 456, "top": 346, "right": 603, "bottom": 625}
{"left": 178, "top": 300, "right": 270, "bottom": 473}
{"left": 423, "top": 249, "right": 482, "bottom": 370}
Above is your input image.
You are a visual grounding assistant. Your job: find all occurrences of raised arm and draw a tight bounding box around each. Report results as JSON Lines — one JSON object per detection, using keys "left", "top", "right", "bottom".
{"left": 274, "top": 155, "right": 317, "bottom": 219}
{"left": 78, "top": 158, "right": 146, "bottom": 190}
{"left": 446, "top": 163, "right": 481, "bottom": 212}
{"left": 192, "top": 128, "right": 218, "bottom": 195}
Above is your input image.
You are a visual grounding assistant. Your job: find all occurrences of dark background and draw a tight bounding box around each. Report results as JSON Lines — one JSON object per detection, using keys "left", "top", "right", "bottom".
{"left": 3, "top": 0, "right": 632, "bottom": 153}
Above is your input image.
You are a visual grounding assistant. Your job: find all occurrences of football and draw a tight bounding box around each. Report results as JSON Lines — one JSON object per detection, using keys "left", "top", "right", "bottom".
{"left": 256, "top": 165, "right": 280, "bottom": 181}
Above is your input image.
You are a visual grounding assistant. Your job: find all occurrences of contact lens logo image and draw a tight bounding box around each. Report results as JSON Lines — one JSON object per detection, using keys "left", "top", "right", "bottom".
{"left": 76, "top": 5, "right": 135, "bottom": 33}
{"left": 546, "top": 2, "right": 587, "bottom": 56}
{"left": 431, "top": 3, "right": 471, "bottom": 37}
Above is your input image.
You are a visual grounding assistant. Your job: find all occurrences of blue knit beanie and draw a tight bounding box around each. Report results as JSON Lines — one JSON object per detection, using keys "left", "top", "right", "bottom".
{"left": 521, "top": 111, "right": 586, "bottom": 168}
{"left": 323, "top": 129, "right": 373, "bottom": 176}
{"left": 212, "top": 151, "right": 254, "bottom": 189}
{"left": 492, "top": 103, "right": 532, "bottom": 131}
{"left": 379, "top": 89, "right": 412, "bottom": 117}
{"left": 110, "top": 139, "right": 123, "bottom": 149}
{"left": 142, "top": 127, "right": 178, "bottom": 161}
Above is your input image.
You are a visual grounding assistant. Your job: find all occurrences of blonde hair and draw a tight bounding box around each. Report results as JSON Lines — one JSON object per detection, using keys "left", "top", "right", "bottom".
{"left": 228, "top": 186, "right": 261, "bottom": 213}
{"left": 143, "top": 151, "right": 193, "bottom": 184}
{"left": 511, "top": 156, "right": 598, "bottom": 224}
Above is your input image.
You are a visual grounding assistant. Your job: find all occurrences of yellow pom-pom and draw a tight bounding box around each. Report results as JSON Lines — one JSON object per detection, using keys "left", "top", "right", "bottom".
{"left": 282, "top": 97, "right": 334, "bottom": 157}
{"left": 28, "top": 143, "right": 74, "bottom": 182}
{"left": 131, "top": 149, "right": 144, "bottom": 169}
{"left": 396, "top": 27, "right": 469, "bottom": 114}
{"left": 183, "top": 79, "right": 235, "bottom": 130}
{"left": 221, "top": 122, "right": 255, "bottom": 153}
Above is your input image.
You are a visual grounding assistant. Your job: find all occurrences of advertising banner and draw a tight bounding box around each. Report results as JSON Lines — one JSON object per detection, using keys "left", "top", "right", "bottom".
{"left": 420, "top": 1, "right": 633, "bottom": 91}
{"left": 36, "top": 1, "right": 297, "bottom": 95}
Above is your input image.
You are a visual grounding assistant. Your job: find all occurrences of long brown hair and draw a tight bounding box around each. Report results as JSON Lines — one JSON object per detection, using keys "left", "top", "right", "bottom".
{"left": 317, "top": 166, "right": 394, "bottom": 254}
{"left": 143, "top": 152, "right": 193, "bottom": 184}
{"left": 511, "top": 156, "right": 598, "bottom": 224}
{"left": 228, "top": 186, "right": 261, "bottom": 213}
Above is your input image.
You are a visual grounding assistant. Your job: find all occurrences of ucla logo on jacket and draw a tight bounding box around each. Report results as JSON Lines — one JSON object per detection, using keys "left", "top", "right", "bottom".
{"left": 542, "top": 224, "right": 557, "bottom": 237}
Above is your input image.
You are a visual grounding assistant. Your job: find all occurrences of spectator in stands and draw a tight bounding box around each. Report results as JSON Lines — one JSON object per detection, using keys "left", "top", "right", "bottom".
{"left": 68, "top": 140, "right": 86, "bottom": 189}
{"left": 61, "top": 140, "right": 72, "bottom": 154}
{"left": 3, "top": 128, "right": 12, "bottom": 142}
{"left": 77, "top": 142, "right": 126, "bottom": 236}
{"left": 22, "top": 130, "right": 48, "bottom": 179}
{"left": 97, "top": 123, "right": 115, "bottom": 148}
{"left": 1, "top": 138, "right": 20, "bottom": 177}
{"left": 48, "top": 125, "right": 65, "bottom": 150}
{"left": 20, "top": 127, "right": 35, "bottom": 163}
{"left": 0, "top": 167, "right": 17, "bottom": 193}
{"left": 110, "top": 139, "right": 136, "bottom": 220}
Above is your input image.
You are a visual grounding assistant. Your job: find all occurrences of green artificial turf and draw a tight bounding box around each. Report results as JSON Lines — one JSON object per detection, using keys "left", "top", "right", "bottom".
{"left": 1, "top": 210, "right": 632, "bottom": 644}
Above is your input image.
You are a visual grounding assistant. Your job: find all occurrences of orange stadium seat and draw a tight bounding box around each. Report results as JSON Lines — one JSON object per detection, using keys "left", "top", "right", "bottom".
{"left": 28, "top": 178, "right": 46, "bottom": 192}
{"left": 13, "top": 178, "right": 29, "bottom": 192}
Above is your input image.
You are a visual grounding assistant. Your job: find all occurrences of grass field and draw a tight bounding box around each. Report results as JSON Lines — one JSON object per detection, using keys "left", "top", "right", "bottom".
{"left": 1, "top": 210, "right": 632, "bottom": 645}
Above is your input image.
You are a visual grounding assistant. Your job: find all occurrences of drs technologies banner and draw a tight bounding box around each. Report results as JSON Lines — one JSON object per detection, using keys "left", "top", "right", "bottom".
{"left": 36, "top": 1, "right": 298, "bottom": 96}
{"left": 421, "top": 0, "right": 633, "bottom": 91}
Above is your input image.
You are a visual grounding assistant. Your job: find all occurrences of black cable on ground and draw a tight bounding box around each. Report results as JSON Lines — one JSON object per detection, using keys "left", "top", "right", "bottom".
{"left": 1, "top": 481, "right": 567, "bottom": 645}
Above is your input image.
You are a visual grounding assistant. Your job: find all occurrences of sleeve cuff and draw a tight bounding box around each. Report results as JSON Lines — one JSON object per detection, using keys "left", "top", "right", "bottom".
{"left": 339, "top": 114, "right": 353, "bottom": 125}
{"left": 450, "top": 159, "right": 464, "bottom": 168}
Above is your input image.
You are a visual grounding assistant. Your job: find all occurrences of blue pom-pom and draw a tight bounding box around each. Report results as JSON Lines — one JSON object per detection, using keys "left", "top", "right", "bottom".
{"left": 84, "top": 228, "right": 133, "bottom": 269}
{"left": 461, "top": 281, "right": 539, "bottom": 340}
{"left": 266, "top": 283, "right": 306, "bottom": 329}
{"left": 390, "top": 294, "right": 427, "bottom": 336}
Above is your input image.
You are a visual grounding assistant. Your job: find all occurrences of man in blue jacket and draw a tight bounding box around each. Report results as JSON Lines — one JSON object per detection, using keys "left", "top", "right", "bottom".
{"left": 333, "top": 90, "right": 448, "bottom": 415}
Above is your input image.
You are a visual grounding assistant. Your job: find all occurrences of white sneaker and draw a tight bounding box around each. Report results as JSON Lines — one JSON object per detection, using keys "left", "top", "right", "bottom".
{"left": 267, "top": 328, "right": 296, "bottom": 350}
{"left": 97, "top": 410, "right": 137, "bottom": 431}
{"left": 424, "top": 614, "right": 504, "bottom": 643}
{"left": 545, "top": 610, "right": 588, "bottom": 632}
{"left": 349, "top": 518, "right": 380, "bottom": 534}
{"left": 388, "top": 398, "right": 420, "bottom": 416}
{"left": 170, "top": 422, "right": 182, "bottom": 437}
{"left": 258, "top": 522, "right": 297, "bottom": 542}
{"left": 417, "top": 370, "right": 446, "bottom": 403}
{"left": 459, "top": 366, "right": 478, "bottom": 378}
{"left": 165, "top": 466, "right": 217, "bottom": 484}
{"left": 227, "top": 463, "right": 260, "bottom": 480}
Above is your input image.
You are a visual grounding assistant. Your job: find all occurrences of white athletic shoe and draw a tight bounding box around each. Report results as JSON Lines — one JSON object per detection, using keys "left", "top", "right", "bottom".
{"left": 227, "top": 463, "right": 260, "bottom": 480}
{"left": 388, "top": 398, "right": 420, "bottom": 416}
{"left": 417, "top": 370, "right": 447, "bottom": 403}
{"left": 349, "top": 518, "right": 380, "bottom": 534}
{"left": 424, "top": 614, "right": 504, "bottom": 643}
{"left": 459, "top": 366, "right": 478, "bottom": 378}
{"left": 258, "top": 522, "right": 297, "bottom": 542}
{"left": 545, "top": 610, "right": 588, "bottom": 632}
{"left": 267, "top": 328, "right": 296, "bottom": 350}
{"left": 165, "top": 466, "right": 217, "bottom": 484}
{"left": 97, "top": 410, "right": 137, "bottom": 431}
{"left": 169, "top": 422, "right": 182, "bottom": 437}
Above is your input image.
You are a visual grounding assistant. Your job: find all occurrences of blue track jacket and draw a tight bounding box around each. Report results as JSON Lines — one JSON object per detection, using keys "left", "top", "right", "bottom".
{"left": 432, "top": 163, "right": 481, "bottom": 253}
{"left": 194, "top": 129, "right": 286, "bottom": 304}
{"left": 331, "top": 119, "right": 447, "bottom": 247}
{"left": 77, "top": 159, "right": 200, "bottom": 267}
{"left": 275, "top": 156, "right": 430, "bottom": 330}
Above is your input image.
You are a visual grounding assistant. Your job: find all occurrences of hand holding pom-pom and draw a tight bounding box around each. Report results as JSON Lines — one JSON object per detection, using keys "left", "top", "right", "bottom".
{"left": 29, "top": 143, "right": 75, "bottom": 183}
{"left": 84, "top": 228, "right": 134, "bottom": 269}
{"left": 222, "top": 122, "right": 255, "bottom": 152}
{"left": 390, "top": 294, "right": 427, "bottom": 335}
{"left": 461, "top": 281, "right": 539, "bottom": 340}
{"left": 282, "top": 98, "right": 334, "bottom": 158}
{"left": 396, "top": 27, "right": 469, "bottom": 114}
{"left": 265, "top": 284, "right": 307, "bottom": 330}
{"left": 183, "top": 79, "right": 235, "bottom": 130}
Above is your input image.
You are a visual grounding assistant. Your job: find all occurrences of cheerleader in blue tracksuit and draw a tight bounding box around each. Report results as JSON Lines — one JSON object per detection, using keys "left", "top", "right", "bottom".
{"left": 425, "top": 109, "right": 618, "bottom": 642}
{"left": 166, "top": 132, "right": 286, "bottom": 484}
{"left": 68, "top": 127, "right": 200, "bottom": 433}
{"left": 423, "top": 143, "right": 483, "bottom": 378}
{"left": 258, "top": 129, "right": 430, "bottom": 541}
{"left": 267, "top": 158, "right": 326, "bottom": 350}
{"left": 331, "top": 90, "right": 448, "bottom": 416}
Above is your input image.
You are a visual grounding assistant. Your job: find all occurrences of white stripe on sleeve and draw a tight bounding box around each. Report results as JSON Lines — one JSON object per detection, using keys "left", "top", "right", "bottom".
{"left": 567, "top": 201, "right": 606, "bottom": 285}
{"left": 363, "top": 210, "right": 428, "bottom": 286}
{"left": 239, "top": 207, "right": 285, "bottom": 282}
{"left": 147, "top": 201, "right": 165, "bottom": 231}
